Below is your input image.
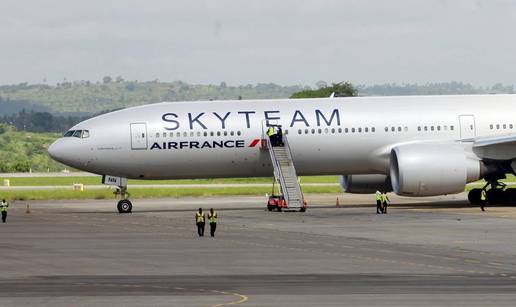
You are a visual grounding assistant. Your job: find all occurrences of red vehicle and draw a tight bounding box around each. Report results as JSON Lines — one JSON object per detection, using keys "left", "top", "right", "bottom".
{"left": 267, "top": 195, "right": 286, "bottom": 211}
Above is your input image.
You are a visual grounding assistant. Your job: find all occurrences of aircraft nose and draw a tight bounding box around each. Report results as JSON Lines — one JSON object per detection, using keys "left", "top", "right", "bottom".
{"left": 48, "top": 139, "right": 75, "bottom": 165}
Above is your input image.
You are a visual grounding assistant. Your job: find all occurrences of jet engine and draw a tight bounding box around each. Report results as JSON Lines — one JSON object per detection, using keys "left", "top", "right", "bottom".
{"left": 390, "top": 143, "right": 484, "bottom": 196}
{"left": 340, "top": 174, "right": 392, "bottom": 194}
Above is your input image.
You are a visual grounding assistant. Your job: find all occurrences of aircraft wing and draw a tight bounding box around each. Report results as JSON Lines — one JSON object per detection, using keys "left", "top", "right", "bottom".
{"left": 473, "top": 134, "right": 516, "bottom": 160}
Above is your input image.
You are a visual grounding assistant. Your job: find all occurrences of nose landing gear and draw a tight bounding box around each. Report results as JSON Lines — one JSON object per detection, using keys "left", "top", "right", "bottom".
{"left": 114, "top": 186, "right": 132, "bottom": 213}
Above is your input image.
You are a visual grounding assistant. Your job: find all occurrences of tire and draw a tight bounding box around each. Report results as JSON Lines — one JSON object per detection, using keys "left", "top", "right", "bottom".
{"left": 508, "top": 189, "right": 516, "bottom": 205}
{"left": 487, "top": 189, "right": 506, "bottom": 205}
{"left": 118, "top": 199, "right": 132, "bottom": 213}
{"left": 277, "top": 206, "right": 282, "bottom": 212}
{"left": 300, "top": 207, "right": 306, "bottom": 213}
{"left": 468, "top": 189, "right": 482, "bottom": 206}
{"left": 267, "top": 205, "right": 274, "bottom": 212}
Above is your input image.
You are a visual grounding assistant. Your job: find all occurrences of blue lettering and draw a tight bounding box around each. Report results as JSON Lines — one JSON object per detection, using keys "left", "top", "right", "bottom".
{"left": 188, "top": 112, "right": 207, "bottom": 129}
{"left": 168, "top": 142, "right": 177, "bottom": 149}
{"left": 150, "top": 143, "right": 162, "bottom": 150}
{"left": 264, "top": 110, "right": 280, "bottom": 126}
{"left": 316, "top": 109, "right": 340, "bottom": 126}
{"left": 162, "top": 113, "right": 180, "bottom": 131}
{"left": 236, "top": 140, "right": 245, "bottom": 148}
{"left": 213, "top": 141, "right": 224, "bottom": 148}
{"left": 290, "top": 110, "right": 309, "bottom": 127}
{"left": 213, "top": 112, "right": 231, "bottom": 129}
{"left": 201, "top": 141, "right": 212, "bottom": 149}
{"left": 238, "top": 111, "right": 255, "bottom": 129}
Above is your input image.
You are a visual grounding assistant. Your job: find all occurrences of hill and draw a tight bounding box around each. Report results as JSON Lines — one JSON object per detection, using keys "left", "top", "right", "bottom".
{"left": 0, "top": 124, "right": 64, "bottom": 172}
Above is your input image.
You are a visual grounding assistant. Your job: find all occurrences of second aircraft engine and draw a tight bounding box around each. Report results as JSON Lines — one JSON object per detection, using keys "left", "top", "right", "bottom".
{"left": 340, "top": 174, "right": 392, "bottom": 194}
{"left": 390, "top": 143, "right": 484, "bottom": 196}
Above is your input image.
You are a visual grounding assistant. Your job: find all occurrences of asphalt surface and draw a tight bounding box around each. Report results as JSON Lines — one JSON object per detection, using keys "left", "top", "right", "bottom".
{"left": 1, "top": 193, "right": 516, "bottom": 306}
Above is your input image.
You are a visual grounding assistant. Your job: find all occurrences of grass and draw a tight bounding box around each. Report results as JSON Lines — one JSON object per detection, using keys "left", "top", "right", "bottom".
{"left": 0, "top": 185, "right": 342, "bottom": 201}
{"left": 0, "top": 175, "right": 340, "bottom": 186}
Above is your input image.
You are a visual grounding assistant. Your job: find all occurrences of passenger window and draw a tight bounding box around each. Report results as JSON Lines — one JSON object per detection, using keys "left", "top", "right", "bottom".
{"left": 317, "top": 128, "right": 322, "bottom": 134}
{"left": 82, "top": 130, "right": 90, "bottom": 138}
{"left": 511, "top": 124, "right": 514, "bottom": 129}
{"left": 391, "top": 127, "right": 395, "bottom": 132}
{"left": 372, "top": 127, "right": 375, "bottom": 132}
{"left": 176, "top": 132, "right": 181, "bottom": 137}
{"left": 162, "top": 132, "right": 166, "bottom": 138}
{"left": 365, "top": 127, "right": 368, "bottom": 133}
{"left": 183, "top": 132, "right": 188, "bottom": 137}
{"left": 358, "top": 128, "right": 362, "bottom": 133}
{"left": 216, "top": 131, "right": 221, "bottom": 136}
{"left": 311, "top": 129, "right": 316, "bottom": 134}
{"left": 197, "top": 132, "right": 201, "bottom": 137}
{"left": 384, "top": 127, "right": 388, "bottom": 132}
{"left": 230, "top": 131, "right": 235, "bottom": 136}
{"left": 430, "top": 126, "right": 434, "bottom": 131}
{"left": 298, "top": 129, "right": 302, "bottom": 135}
{"left": 304, "top": 129, "right": 309, "bottom": 134}
{"left": 397, "top": 127, "right": 401, "bottom": 132}
{"left": 424, "top": 126, "right": 428, "bottom": 131}
{"left": 324, "top": 128, "right": 329, "bottom": 134}
{"left": 155, "top": 133, "right": 160, "bottom": 138}
{"left": 210, "top": 132, "right": 214, "bottom": 136}
{"left": 331, "top": 128, "right": 335, "bottom": 134}
{"left": 417, "top": 126, "right": 421, "bottom": 131}
{"left": 338, "top": 128, "right": 342, "bottom": 133}
{"left": 237, "top": 131, "right": 242, "bottom": 136}
{"left": 285, "top": 130, "right": 289, "bottom": 135}
{"left": 223, "top": 131, "right": 228, "bottom": 136}
{"left": 437, "top": 126, "right": 441, "bottom": 131}
{"left": 503, "top": 124, "right": 507, "bottom": 129}
{"left": 345, "top": 128, "right": 348, "bottom": 133}
{"left": 490, "top": 124, "right": 494, "bottom": 130}
{"left": 496, "top": 124, "right": 500, "bottom": 129}
{"left": 444, "top": 125, "right": 447, "bottom": 130}
{"left": 404, "top": 126, "right": 408, "bottom": 132}
{"left": 450, "top": 126, "right": 454, "bottom": 130}
{"left": 352, "top": 128, "right": 355, "bottom": 133}
{"left": 204, "top": 132, "right": 208, "bottom": 137}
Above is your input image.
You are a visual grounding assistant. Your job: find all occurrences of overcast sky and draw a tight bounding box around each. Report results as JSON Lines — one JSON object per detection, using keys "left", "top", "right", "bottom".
{"left": 0, "top": 0, "right": 515, "bottom": 86}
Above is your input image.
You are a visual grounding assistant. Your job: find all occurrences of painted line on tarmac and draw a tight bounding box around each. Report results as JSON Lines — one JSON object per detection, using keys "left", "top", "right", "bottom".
{"left": 210, "top": 289, "right": 249, "bottom": 307}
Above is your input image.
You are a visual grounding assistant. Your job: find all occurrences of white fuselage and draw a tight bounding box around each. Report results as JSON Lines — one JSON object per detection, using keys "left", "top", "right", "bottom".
{"left": 48, "top": 95, "right": 516, "bottom": 180}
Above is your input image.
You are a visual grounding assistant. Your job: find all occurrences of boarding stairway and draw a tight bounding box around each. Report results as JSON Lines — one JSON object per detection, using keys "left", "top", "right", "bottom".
{"left": 267, "top": 133, "right": 306, "bottom": 211}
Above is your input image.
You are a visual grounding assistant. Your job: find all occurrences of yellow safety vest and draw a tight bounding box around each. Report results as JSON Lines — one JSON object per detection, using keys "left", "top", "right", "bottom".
{"left": 196, "top": 212, "right": 205, "bottom": 223}
{"left": 0, "top": 203, "right": 7, "bottom": 212}
{"left": 381, "top": 194, "right": 389, "bottom": 203}
{"left": 208, "top": 212, "right": 217, "bottom": 223}
{"left": 375, "top": 192, "right": 382, "bottom": 201}
{"left": 481, "top": 190, "right": 486, "bottom": 201}
{"left": 267, "top": 127, "right": 275, "bottom": 136}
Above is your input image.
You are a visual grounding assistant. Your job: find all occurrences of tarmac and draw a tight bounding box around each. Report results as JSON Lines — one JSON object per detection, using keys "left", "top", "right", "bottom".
{"left": 1, "top": 193, "right": 516, "bottom": 306}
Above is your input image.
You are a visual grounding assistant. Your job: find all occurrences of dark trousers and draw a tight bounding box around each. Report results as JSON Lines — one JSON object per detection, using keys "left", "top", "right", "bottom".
{"left": 1, "top": 211, "right": 6, "bottom": 223}
{"left": 382, "top": 201, "right": 388, "bottom": 213}
{"left": 210, "top": 222, "right": 217, "bottom": 237}
{"left": 376, "top": 200, "right": 382, "bottom": 213}
{"left": 197, "top": 222, "right": 205, "bottom": 236}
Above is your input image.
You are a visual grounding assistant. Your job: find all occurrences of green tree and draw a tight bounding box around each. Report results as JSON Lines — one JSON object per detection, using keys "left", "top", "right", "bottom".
{"left": 290, "top": 82, "right": 357, "bottom": 98}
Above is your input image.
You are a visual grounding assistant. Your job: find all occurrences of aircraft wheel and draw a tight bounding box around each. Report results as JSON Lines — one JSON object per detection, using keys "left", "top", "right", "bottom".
{"left": 487, "top": 189, "right": 506, "bottom": 205}
{"left": 507, "top": 189, "right": 516, "bottom": 205}
{"left": 468, "top": 189, "right": 482, "bottom": 205}
{"left": 118, "top": 199, "right": 132, "bottom": 213}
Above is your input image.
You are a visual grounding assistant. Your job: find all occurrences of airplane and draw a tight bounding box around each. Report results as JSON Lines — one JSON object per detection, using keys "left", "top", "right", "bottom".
{"left": 48, "top": 94, "right": 516, "bottom": 213}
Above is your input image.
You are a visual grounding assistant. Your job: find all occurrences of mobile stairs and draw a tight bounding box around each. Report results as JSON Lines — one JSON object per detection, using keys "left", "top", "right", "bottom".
{"left": 265, "top": 128, "right": 307, "bottom": 212}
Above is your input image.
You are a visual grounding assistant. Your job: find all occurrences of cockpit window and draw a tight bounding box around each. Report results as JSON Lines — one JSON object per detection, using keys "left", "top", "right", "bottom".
{"left": 64, "top": 129, "right": 90, "bottom": 138}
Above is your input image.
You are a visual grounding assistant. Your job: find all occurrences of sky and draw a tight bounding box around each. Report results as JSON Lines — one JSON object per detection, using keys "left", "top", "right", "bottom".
{"left": 0, "top": 0, "right": 515, "bottom": 86}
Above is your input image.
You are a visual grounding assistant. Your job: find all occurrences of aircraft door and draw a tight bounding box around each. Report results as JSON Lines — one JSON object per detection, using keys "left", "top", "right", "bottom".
{"left": 458, "top": 115, "right": 476, "bottom": 140}
{"left": 130, "top": 123, "right": 148, "bottom": 150}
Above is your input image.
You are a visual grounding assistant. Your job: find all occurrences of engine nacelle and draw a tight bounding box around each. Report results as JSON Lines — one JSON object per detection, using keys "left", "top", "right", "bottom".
{"left": 340, "top": 174, "right": 392, "bottom": 194}
{"left": 390, "top": 143, "right": 483, "bottom": 196}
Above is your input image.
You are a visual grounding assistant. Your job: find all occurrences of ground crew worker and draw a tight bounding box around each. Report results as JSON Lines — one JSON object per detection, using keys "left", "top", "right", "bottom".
{"left": 375, "top": 191, "right": 382, "bottom": 214}
{"left": 267, "top": 126, "right": 277, "bottom": 146}
{"left": 381, "top": 192, "right": 390, "bottom": 214}
{"left": 195, "top": 208, "right": 205, "bottom": 237}
{"left": 1, "top": 199, "right": 8, "bottom": 223}
{"left": 277, "top": 126, "right": 284, "bottom": 146}
{"left": 480, "top": 190, "right": 487, "bottom": 211}
{"left": 208, "top": 208, "right": 218, "bottom": 237}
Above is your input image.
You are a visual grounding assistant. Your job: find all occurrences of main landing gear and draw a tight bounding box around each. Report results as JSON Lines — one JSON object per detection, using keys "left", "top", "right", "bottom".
{"left": 468, "top": 178, "right": 516, "bottom": 206}
{"left": 115, "top": 186, "right": 132, "bottom": 213}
